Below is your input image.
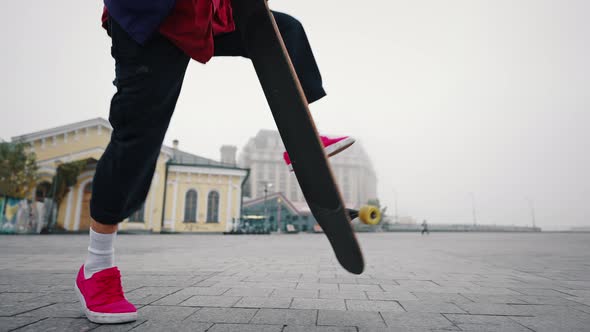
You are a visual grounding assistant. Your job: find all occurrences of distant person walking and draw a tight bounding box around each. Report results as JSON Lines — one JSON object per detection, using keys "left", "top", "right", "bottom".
{"left": 421, "top": 220, "right": 429, "bottom": 235}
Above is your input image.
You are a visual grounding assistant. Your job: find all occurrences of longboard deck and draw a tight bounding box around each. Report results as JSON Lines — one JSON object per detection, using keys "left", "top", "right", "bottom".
{"left": 232, "top": 0, "right": 364, "bottom": 274}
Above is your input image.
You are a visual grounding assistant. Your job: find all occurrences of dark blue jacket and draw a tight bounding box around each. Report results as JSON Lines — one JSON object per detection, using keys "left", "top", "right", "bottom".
{"left": 104, "top": 0, "right": 177, "bottom": 44}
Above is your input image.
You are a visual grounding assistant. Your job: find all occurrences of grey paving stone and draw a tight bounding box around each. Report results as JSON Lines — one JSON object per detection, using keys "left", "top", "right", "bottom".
{"left": 320, "top": 290, "right": 367, "bottom": 300}
{"left": 317, "top": 310, "right": 386, "bottom": 328}
{"left": 466, "top": 287, "right": 523, "bottom": 296}
{"left": 129, "top": 320, "right": 212, "bottom": 332}
{"left": 243, "top": 282, "right": 298, "bottom": 289}
{"left": 319, "top": 278, "right": 359, "bottom": 284}
{"left": 151, "top": 287, "right": 230, "bottom": 305}
{"left": 297, "top": 283, "right": 339, "bottom": 291}
{"left": 207, "top": 323, "right": 283, "bottom": 332}
{"left": 271, "top": 289, "right": 318, "bottom": 298}
{"left": 460, "top": 294, "right": 527, "bottom": 304}
{"left": 284, "top": 326, "right": 356, "bottom": 332}
{"left": 339, "top": 284, "right": 382, "bottom": 292}
{"left": 565, "top": 290, "right": 590, "bottom": 297}
{"left": 444, "top": 314, "right": 533, "bottom": 332}
{"left": 12, "top": 317, "right": 97, "bottom": 332}
{"left": 380, "top": 312, "right": 457, "bottom": 330}
{"left": 180, "top": 296, "right": 241, "bottom": 307}
{"left": 92, "top": 319, "right": 146, "bottom": 332}
{"left": 509, "top": 287, "right": 574, "bottom": 297}
{"left": 455, "top": 302, "right": 568, "bottom": 316}
{"left": 187, "top": 308, "right": 258, "bottom": 323}
{"left": 366, "top": 291, "right": 418, "bottom": 301}
{"left": 234, "top": 297, "right": 292, "bottom": 308}
{"left": 511, "top": 313, "right": 590, "bottom": 332}
{"left": 398, "top": 300, "right": 467, "bottom": 314}
{"left": 126, "top": 286, "right": 182, "bottom": 305}
{"left": 356, "top": 279, "right": 400, "bottom": 286}
{"left": 1, "top": 232, "right": 590, "bottom": 330}
{"left": 0, "top": 292, "right": 44, "bottom": 302}
{"left": 136, "top": 305, "right": 198, "bottom": 321}
{"left": 0, "top": 302, "right": 53, "bottom": 317}
{"left": 224, "top": 287, "right": 273, "bottom": 297}
{"left": 0, "top": 284, "right": 70, "bottom": 293}
{"left": 345, "top": 300, "right": 404, "bottom": 312}
{"left": 28, "top": 291, "right": 78, "bottom": 304}
{"left": 411, "top": 292, "right": 472, "bottom": 303}
{"left": 0, "top": 317, "right": 45, "bottom": 332}
{"left": 395, "top": 280, "right": 439, "bottom": 287}
{"left": 357, "top": 327, "right": 453, "bottom": 332}
{"left": 291, "top": 298, "right": 346, "bottom": 310}
{"left": 16, "top": 302, "right": 85, "bottom": 319}
{"left": 250, "top": 309, "right": 317, "bottom": 325}
{"left": 517, "top": 295, "right": 583, "bottom": 305}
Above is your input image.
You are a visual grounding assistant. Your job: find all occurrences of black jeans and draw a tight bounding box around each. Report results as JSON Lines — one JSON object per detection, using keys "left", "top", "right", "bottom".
{"left": 90, "top": 12, "right": 326, "bottom": 224}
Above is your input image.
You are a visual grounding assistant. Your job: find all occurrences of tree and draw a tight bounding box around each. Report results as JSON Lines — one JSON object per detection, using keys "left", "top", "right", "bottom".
{"left": 0, "top": 142, "right": 38, "bottom": 198}
{"left": 52, "top": 160, "right": 88, "bottom": 207}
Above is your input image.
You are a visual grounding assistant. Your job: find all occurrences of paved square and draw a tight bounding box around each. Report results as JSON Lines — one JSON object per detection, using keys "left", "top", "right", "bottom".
{"left": 1, "top": 233, "right": 589, "bottom": 331}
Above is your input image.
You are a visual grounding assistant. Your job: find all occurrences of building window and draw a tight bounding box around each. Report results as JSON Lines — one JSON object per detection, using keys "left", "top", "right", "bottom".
{"left": 207, "top": 191, "right": 220, "bottom": 223}
{"left": 129, "top": 203, "right": 145, "bottom": 223}
{"left": 184, "top": 190, "right": 197, "bottom": 222}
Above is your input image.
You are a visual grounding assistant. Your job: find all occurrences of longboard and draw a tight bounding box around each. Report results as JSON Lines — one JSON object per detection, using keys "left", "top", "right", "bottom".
{"left": 232, "top": 0, "right": 365, "bottom": 274}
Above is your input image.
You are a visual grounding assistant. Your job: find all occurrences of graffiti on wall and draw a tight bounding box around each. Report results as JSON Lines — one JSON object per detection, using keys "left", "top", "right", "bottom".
{"left": 0, "top": 195, "right": 48, "bottom": 234}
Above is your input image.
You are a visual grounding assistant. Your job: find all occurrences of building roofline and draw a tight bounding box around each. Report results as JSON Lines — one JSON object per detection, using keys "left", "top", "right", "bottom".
{"left": 167, "top": 162, "right": 249, "bottom": 172}
{"left": 11, "top": 118, "right": 112, "bottom": 142}
{"left": 243, "top": 192, "right": 301, "bottom": 215}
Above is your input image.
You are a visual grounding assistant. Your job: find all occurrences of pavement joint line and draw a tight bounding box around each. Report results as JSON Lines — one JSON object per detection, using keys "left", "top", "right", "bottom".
{"left": 127, "top": 320, "right": 148, "bottom": 331}
{"left": 507, "top": 317, "right": 538, "bottom": 332}
{"left": 446, "top": 313, "right": 536, "bottom": 317}
{"left": 377, "top": 311, "right": 387, "bottom": 326}
{"left": 6, "top": 317, "right": 49, "bottom": 332}
{"left": 457, "top": 293, "right": 475, "bottom": 303}
{"left": 4, "top": 302, "right": 57, "bottom": 317}
{"left": 394, "top": 300, "right": 406, "bottom": 312}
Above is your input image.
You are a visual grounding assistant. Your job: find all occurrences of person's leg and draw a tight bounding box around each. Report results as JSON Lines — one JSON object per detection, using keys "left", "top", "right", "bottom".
{"left": 76, "top": 17, "right": 190, "bottom": 325}
{"left": 214, "top": 11, "right": 354, "bottom": 169}
{"left": 214, "top": 11, "right": 326, "bottom": 103}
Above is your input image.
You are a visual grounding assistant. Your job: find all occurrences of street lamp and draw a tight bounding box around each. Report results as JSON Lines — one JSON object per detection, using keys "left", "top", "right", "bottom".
{"left": 263, "top": 182, "right": 273, "bottom": 231}
{"left": 527, "top": 197, "right": 536, "bottom": 229}
{"left": 277, "top": 197, "right": 282, "bottom": 234}
{"left": 470, "top": 192, "right": 477, "bottom": 227}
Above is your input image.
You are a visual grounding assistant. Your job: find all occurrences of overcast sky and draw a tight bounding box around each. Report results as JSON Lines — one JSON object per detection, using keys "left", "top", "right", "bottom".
{"left": 1, "top": 0, "right": 588, "bottom": 230}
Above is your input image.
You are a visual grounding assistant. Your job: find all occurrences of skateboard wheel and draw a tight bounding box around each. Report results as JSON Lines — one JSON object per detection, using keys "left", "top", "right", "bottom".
{"left": 359, "top": 205, "right": 381, "bottom": 225}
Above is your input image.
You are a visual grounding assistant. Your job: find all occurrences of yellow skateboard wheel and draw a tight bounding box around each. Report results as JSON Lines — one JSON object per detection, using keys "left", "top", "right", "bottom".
{"left": 359, "top": 205, "right": 381, "bottom": 225}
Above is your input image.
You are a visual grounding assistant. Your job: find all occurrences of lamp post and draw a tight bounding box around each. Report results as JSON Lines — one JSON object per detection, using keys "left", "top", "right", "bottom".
{"left": 527, "top": 197, "right": 536, "bottom": 229}
{"left": 470, "top": 192, "right": 477, "bottom": 227}
{"left": 394, "top": 189, "right": 399, "bottom": 223}
{"left": 277, "top": 197, "right": 282, "bottom": 233}
{"left": 263, "top": 182, "right": 273, "bottom": 231}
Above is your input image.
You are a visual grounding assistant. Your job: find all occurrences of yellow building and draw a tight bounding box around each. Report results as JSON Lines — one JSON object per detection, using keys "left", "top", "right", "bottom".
{"left": 11, "top": 118, "right": 249, "bottom": 233}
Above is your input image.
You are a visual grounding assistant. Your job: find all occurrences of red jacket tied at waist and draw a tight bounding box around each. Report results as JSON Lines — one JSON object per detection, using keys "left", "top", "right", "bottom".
{"left": 102, "top": 0, "right": 235, "bottom": 64}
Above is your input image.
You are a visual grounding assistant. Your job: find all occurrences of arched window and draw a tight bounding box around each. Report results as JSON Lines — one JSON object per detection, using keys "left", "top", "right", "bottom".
{"left": 184, "top": 190, "right": 198, "bottom": 222}
{"left": 129, "top": 203, "right": 145, "bottom": 223}
{"left": 206, "top": 191, "right": 220, "bottom": 223}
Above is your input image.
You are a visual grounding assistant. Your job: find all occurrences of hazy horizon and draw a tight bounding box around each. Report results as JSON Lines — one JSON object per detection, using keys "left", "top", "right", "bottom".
{"left": 1, "top": 0, "right": 588, "bottom": 230}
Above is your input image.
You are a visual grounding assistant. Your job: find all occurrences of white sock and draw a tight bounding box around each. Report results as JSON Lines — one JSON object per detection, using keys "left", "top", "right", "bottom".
{"left": 84, "top": 228, "right": 116, "bottom": 279}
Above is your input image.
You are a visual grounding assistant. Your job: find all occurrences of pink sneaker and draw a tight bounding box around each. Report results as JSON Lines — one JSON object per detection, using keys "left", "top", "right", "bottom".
{"left": 283, "top": 135, "right": 356, "bottom": 171}
{"left": 75, "top": 265, "right": 137, "bottom": 324}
